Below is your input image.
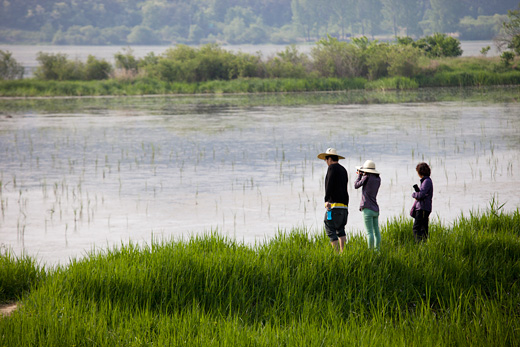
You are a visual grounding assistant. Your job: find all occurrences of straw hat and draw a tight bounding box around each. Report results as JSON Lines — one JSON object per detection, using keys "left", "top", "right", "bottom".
{"left": 317, "top": 148, "right": 345, "bottom": 160}
{"left": 356, "top": 160, "right": 380, "bottom": 174}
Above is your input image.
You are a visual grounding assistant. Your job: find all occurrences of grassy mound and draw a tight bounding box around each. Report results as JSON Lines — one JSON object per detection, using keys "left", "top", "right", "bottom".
{"left": 0, "top": 248, "right": 44, "bottom": 304}
{"left": 1, "top": 70, "right": 520, "bottom": 97}
{"left": 1, "top": 210, "right": 519, "bottom": 346}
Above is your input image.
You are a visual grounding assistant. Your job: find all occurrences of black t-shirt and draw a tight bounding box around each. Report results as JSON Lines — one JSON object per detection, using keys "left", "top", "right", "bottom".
{"left": 324, "top": 163, "right": 349, "bottom": 206}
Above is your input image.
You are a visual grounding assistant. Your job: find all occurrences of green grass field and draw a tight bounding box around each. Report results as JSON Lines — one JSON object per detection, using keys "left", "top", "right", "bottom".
{"left": 1, "top": 69, "right": 520, "bottom": 97}
{"left": 1, "top": 209, "right": 519, "bottom": 346}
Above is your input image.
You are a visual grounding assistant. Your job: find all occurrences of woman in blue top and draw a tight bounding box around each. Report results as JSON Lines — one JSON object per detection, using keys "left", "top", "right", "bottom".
{"left": 410, "top": 162, "right": 433, "bottom": 242}
{"left": 354, "top": 160, "right": 381, "bottom": 250}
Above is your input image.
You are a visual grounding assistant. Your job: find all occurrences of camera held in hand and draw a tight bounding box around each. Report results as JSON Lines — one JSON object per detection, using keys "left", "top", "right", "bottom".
{"left": 413, "top": 184, "right": 420, "bottom": 192}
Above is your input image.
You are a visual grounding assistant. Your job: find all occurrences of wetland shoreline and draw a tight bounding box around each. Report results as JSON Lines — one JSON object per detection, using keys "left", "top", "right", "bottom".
{"left": 1, "top": 85, "right": 519, "bottom": 108}
{"left": 1, "top": 84, "right": 519, "bottom": 345}
{"left": 1, "top": 90, "right": 519, "bottom": 265}
{"left": 1, "top": 69, "right": 520, "bottom": 98}
{"left": 1, "top": 210, "right": 519, "bottom": 345}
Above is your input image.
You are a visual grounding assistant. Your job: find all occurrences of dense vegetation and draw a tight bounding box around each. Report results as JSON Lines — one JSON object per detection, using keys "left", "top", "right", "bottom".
{"left": 0, "top": 249, "right": 44, "bottom": 304}
{"left": 1, "top": 209, "right": 519, "bottom": 345}
{"left": 0, "top": 0, "right": 518, "bottom": 45}
{"left": 1, "top": 34, "right": 520, "bottom": 96}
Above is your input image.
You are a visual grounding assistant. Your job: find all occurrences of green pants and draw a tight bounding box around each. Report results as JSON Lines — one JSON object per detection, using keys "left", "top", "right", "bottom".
{"left": 363, "top": 208, "right": 380, "bottom": 250}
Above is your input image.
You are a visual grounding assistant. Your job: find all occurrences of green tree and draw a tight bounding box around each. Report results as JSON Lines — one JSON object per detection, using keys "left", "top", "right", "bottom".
{"left": 381, "top": 0, "right": 406, "bottom": 37}
{"left": 35, "top": 52, "right": 68, "bottom": 80}
{"left": 84, "top": 55, "right": 112, "bottom": 80}
{"left": 458, "top": 0, "right": 519, "bottom": 17}
{"left": 354, "top": 0, "right": 384, "bottom": 38}
{"left": 399, "top": 0, "right": 424, "bottom": 36}
{"left": 495, "top": 6, "right": 520, "bottom": 55}
{"left": 459, "top": 14, "right": 506, "bottom": 40}
{"left": 381, "top": 0, "right": 425, "bottom": 37}
{"left": 244, "top": 22, "right": 268, "bottom": 44}
{"left": 114, "top": 48, "right": 139, "bottom": 72}
{"left": 330, "top": 0, "right": 355, "bottom": 40}
{"left": 387, "top": 44, "right": 423, "bottom": 77}
{"left": 127, "top": 25, "right": 160, "bottom": 44}
{"left": 311, "top": 35, "right": 363, "bottom": 78}
{"left": 256, "top": 0, "right": 292, "bottom": 27}
{"left": 146, "top": 44, "right": 260, "bottom": 82}
{"left": 403, "top": 33, "right": 462, "bottom": 57}
{"left": 225, "top": 6, "right": 257, "bottom": 27}
{"left": 40, "top": 22, "right": 55, "bottom": 42}
{"left": 0, "top": 50, "right": 24, "bottom": 80}
{"left": 223, "top": 18, "right": 248, "bottom": 44}
{"left": 141, "top": 1, "right": 169, "bottom": 30}
{"left": 291, "top": 0, "right": 319, "bottom": 41}
{"left": 359, "top": 39, "right": 392, "bottom": 79}
{"left": 34, "top": 52, "right": 84, "bottom": 80}
{"left": 101, "top": 26, "right": 131, "bottom": 45}
{"left": 426, "top": 0, "right": 463, "bottom": 33}
{"left": 188, "top": 24, "right": 205, "bottom": 43}
{"left": 500, "top": 51, "right": 515, "bottom": 67}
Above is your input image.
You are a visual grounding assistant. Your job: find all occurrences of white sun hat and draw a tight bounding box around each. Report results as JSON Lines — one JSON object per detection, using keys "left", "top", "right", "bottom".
{"left": 356, "top": 160, "right": 380, "bottom": 174}
{"left": 317, "top": 148, "right": 345, "bottom": 160}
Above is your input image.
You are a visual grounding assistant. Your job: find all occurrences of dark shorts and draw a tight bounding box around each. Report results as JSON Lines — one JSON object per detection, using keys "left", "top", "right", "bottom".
{"left": 324, "top": 208, "right": 349, "bottom": 242}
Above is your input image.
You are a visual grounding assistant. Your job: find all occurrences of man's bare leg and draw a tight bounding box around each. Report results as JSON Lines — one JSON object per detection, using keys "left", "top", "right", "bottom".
{"left": 339, "top": 236, "right": 346, "bottom": 253}
{"left": 331, "top": 236, "right": 347, "bottom": 253}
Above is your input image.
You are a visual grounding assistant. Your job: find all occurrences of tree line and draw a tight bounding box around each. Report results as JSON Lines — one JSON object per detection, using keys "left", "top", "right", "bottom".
{"left": 0, "top": 34, "right": 481, "bottom": 82}
{"left": 0, "top": 0, "right": 518, "bottom": 45}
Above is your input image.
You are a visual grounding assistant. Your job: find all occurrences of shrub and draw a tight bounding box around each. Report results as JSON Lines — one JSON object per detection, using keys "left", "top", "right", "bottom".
{"left": 480, "top": 46, "right": 491, "bottom": 56}
{"left": 311, "top": 36, "right": 363, "bottom": 78}
{"left": 192, "top": 44, "right": 243, "bottom": 80}
{"left": 229, "top": 52, "right": 262, "bottom": 79}
{"left": 501, "top": 51, "right": 515, "bottom": 67}
{"left": 114, "top": 48, "right": 139, "bottom": 73}
{"left": 34, "top": 52, "right": 84, "bottom": 80}
{"left": 358, "top": 39, "right": 391, "bottom": 80}
{"left": 138, "top": 52, "right": 159, "bottom": 69}
{"left": 509, "top": 34, "right": 520, "bottom": 55}
{"left": 387, "top": 45, "right": 424, "bottom": 78}
{"left": 84, "top": 55, "right": 112, "bottom": 80}
{"left": 145, "top": 44, "right": 262, "bottom": 82}
{"left": 0, "top": 50, "right": 24, "bottom": 80}
{"left": 400, "top": 33, "right": 462, "bottom": 58}
{"left": 264, "top": 45, "right": 311, "bottom": 78}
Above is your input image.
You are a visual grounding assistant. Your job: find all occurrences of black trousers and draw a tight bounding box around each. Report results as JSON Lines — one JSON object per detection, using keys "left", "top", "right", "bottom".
{"left": 413, "top": 210, "right": 430, "bottom": 242}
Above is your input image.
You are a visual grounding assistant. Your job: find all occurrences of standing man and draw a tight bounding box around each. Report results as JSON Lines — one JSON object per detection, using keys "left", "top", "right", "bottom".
{"left": 317, "top": 148, "right": 349, "bottom": 253}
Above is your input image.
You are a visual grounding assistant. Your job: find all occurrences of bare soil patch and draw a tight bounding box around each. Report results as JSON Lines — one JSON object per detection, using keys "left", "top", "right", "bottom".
{"left": 0, "top": 303, "right": 18, "bottom": 317}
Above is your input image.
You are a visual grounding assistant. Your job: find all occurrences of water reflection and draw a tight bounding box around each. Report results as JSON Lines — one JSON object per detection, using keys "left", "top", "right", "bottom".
{"left": 0, "top": 93, "right": 519, "bottom": 265}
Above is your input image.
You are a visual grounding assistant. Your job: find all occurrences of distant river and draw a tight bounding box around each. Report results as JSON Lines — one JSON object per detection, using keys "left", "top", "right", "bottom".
{"left": 0, "top": 41, "right": 500, "bottom": 78}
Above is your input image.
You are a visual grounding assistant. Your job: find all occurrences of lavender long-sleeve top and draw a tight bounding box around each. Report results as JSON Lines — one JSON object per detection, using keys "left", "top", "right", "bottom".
{"left": 354, "top": 173, "right": 380, "bottom": 212}
{"left": 412, "top": 176, "right": 433, "bottom": 212}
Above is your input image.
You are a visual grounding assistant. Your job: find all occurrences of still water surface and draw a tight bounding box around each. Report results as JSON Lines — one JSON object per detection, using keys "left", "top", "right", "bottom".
{"left": 0, "top": 92, "right": 519, "bottom": 265}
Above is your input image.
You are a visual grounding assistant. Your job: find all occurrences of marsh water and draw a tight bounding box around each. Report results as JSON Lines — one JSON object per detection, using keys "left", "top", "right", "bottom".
{"left": 1, "top": 88, "right": 519, "bottom": 265}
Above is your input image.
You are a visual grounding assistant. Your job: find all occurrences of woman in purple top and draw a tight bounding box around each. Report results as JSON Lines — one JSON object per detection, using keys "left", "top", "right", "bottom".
{"left": 354, "top": 160, "right": 381, "bottom": 250}
{"left": 411, "top": 162, "right": 433, "bottom": 242}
